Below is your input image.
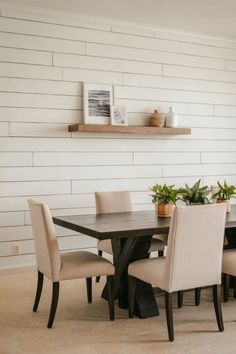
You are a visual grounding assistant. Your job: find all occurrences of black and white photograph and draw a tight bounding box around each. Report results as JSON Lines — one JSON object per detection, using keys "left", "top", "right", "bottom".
{"left": 111, "top": 105, "right": 128, "bottom": 126}
{"left": 83, "top": 83, "right": 113, "bottom": 124}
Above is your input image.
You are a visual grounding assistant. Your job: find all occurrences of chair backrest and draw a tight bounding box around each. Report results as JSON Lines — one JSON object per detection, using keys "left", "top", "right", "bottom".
{"left": 95, "top": 191, "right": 132, "bottom": 214}
{"left": 28, "top": 199, "right": 61, "bottom": 282}
{"left": 163, "top": 204, "right": 226, "bottom": 292}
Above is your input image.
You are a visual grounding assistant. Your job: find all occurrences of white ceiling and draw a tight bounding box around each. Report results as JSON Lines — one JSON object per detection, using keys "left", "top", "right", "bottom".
{"left": 2, "top": 0, "right": 236, "bottom": 39}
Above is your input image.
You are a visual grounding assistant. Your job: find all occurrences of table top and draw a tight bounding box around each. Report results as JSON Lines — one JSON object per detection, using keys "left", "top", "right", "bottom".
{"left": 53, "top": 204, "right": 236, "bottom": 240}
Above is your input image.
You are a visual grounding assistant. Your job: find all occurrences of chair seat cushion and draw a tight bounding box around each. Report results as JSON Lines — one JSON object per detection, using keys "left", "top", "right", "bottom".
{"left": 128, "top": 257, "right": 166, "bottom": 288}
{"left": 153, "top": 234, "right": 168, "bottom": 246}
{"left": 97, "top": 239, "right": 113, "bottom": 254}
{"left": 59, "top": 251, "right": 115, "bottom": 281}
{"left": 222, "top": 249, "right": 236, "bottom": 276}
{"left": 149, "top": 238, "right": 165, "bottom": 252}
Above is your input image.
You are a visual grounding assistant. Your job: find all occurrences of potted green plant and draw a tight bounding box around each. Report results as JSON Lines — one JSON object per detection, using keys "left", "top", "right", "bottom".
{"left": 212, "top": 181, "right": 236, "bottom": 212}
{"left": 181, "top": 179, "right": 210, "bottom": 205}
{"left": 150, "top": 184, "right": 182, "bottom": 217}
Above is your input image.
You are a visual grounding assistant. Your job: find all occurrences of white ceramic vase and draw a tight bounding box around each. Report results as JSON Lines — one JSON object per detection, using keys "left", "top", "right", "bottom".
{"left": 165, "top": 107, "right": 178, "bottom": 127}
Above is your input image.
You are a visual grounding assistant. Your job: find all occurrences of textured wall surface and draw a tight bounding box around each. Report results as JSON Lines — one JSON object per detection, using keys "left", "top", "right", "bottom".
{"left": 0, "top": 7, "right": 236, "bottom": 269}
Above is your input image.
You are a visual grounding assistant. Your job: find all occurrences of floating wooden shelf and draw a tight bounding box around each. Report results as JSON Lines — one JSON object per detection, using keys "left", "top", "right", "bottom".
{"left": 68, "top": 124, "right": 191, "bottom": 135}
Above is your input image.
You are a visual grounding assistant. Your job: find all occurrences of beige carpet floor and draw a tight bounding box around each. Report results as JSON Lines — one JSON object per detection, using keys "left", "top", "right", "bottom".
{"left": 1, "top": 270, "right": 236, "bottom": 354}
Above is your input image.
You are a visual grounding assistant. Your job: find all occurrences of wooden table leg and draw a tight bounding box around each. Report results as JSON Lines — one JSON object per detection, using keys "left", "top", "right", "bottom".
{"left": 101, "top": 237, "right": 137, "bottom": 302}
{"left": 129, "top": 236, "right": 159, "bottom": 318}
{"left": 101, "top": 235, "right": 159, "bottom": 319}
{"left": 225, "top": 228, "right": 236, "bottom": 249}
{"left": 225, "top": 228, "right": 236, "bottom": 290}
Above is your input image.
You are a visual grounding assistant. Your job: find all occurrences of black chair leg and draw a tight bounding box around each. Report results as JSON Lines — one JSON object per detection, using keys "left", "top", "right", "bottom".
{"left": 86, "top": 277, "right": 92, "bottom": 303}
{"left": 165, "top": 292, "right": 174, "bottom": 342}
{"left": 177, "top": 291, "right": 183, "bottom": 308}
{"left": 96, "top": 251, "right": 103, "bottom": 283}
{"left": 158, "top": 250, "right": 164, "bottom": 257}
{"left": 233, "top": 277, "right": 236, "bottom": 299}
{"left": 223, "top": 273, "right": 230, "bottom": 302}
{"left": 128, "top": 276, "right": 136, "bottom": 318}
{"left": 213, "top": 284, "right": 224, "bottom": 332}
{"left": 195, "top": 288, "right": 201, "bottom": 306}
{"left": 33, "top": 270, "right": 44, "bottom": 312}
{"left": 107, "top": 276, "right": 115, "bottom": 321}
{"left": 47, "top": 282, "right": 60, "bottom": 328}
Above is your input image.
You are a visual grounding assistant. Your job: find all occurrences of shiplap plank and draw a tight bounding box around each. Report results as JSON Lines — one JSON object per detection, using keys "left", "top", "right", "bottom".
{"left": 34, "top": 152, "right": 132, "bottom": 166}
{"left": 0, "top": 224, "right": 78, "bottom": 242}
{"left": 0, "top": 107, "right": 82, "bottom": 123}
{"left": 63, "top": 68, "right": 122, "bottom": 84}
{"left": 0, "top": 77, "right": 82, "bottom": 95}
{"left": 0, "top": 32, "right": 85, "bottom": 55}
{"left": 178, "top": 115, "right": 236, "bottom": 129}
{"left": 54, "top": 53, "right": 162, "bottom": 75}
{"left": 0, "top": 93, "right": 82, "bottom": 109}
{"left": 0, "top": 212, "right": 24, "bottom": 227}
{"left": 0, "top": 195, "right": 95, "bottom": 213}
{"left": 0, "top": 181, "right": 71, "bottom": 197}
{"left": 164, "top": 64, "right": 236, "bottom": 83}
{"left": 0, "top": 254, "right": 36, "bottom": 269}
{"left": 226, "top": 60, "right": 236, "bottom": 72}
{"left": 202, "top": 152, "right": 236, "bottom": 164}
{"left": 188, "top": 104, "right": 214, "bottom": 116}
{"left": 189, "top": 128, "right": 236, "bottom": 140}
{"left": 0, "top": 152, "right": 32, "bottom": 166}
{"left": 134, "top": 152, "right": 200, "bottom": 165}
{"left": 163, "top": 163, "right": 236, "bottom": 177}
{"left": 0, "top": 47, "right": 52, "bottom": 65}
{"left": 132, "top": 191, "right": 152, "bottom": 204}
{"left": 0, "top": 62, "right": 62, "bottom": 80}
{"left": 10, "top": 123, "right": 70, "bottom": 138}
{"left": 1, "top": 137, "right": 236, "bottom": 152}
{"left": 0, "top": 123, "right": 9, "bottom": 136}
{"left": 0, "top": 165, "right": 163, "bottom": 182}
{"left": 0, "top": 225, "right": 33, "bottom": 242}
{"left": 203, "top": 175, "right": 236, "bottom": 186}
{"left": 0, "top": 240, "right": 35, "bottom": 257}
{"left": 215, "top": 105, "right": 236, "bottom": 117}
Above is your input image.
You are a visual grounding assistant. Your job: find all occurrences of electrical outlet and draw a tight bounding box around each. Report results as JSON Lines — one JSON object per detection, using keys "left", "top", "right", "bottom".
{"left": 12, "top": 243, "right": 20, "bottom": 255}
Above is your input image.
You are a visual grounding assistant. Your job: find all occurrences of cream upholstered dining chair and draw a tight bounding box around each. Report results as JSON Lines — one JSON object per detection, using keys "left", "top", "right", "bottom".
{"left": 28, "top": 199, "right": 115, "bottom": 328}
{"left": 222, "top": 249, "right": 236, "bottom": 302}
{"left": 128, "top": 204, "right": 226, "bottom": 342}
{"left": 95, "top": 190, "right": 166, "bottom": 282}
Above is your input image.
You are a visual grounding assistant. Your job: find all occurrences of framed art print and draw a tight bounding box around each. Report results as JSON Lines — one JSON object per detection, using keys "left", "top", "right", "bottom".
{"left": 111, "top": 105, "right": 128, "bottom": 126}
{"left": 83, "top": 83, "right": 113, "bottom": 124}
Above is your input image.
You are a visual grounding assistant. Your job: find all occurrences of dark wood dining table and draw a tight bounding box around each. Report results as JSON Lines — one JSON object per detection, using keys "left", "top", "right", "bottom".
{"left": 53, "top": 205, "right": 236, "bottom": 318}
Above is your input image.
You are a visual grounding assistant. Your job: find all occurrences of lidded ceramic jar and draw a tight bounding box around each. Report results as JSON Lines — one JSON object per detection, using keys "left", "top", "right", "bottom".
{"left": 149, "top": 110, "right": 165, "bottom": 127}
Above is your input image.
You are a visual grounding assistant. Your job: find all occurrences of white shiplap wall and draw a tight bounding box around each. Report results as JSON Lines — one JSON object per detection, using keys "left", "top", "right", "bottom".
{"left": 1, "top": 7, "right": 236, "bottom": 270}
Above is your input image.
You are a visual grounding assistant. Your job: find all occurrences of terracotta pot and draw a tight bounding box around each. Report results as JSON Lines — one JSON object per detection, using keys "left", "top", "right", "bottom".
{"left": 217, "top": 199, "right": 231, "bottom": 213}
{"left": 156, "top": 203, "right": 173, "bottom": 217}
